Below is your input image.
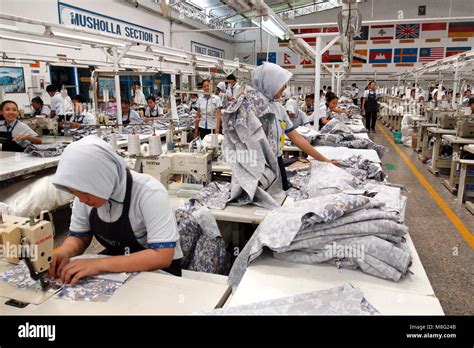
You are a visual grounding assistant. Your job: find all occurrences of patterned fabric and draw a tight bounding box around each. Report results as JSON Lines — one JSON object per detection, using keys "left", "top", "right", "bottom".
{"left": 175, "top": 200, "right": 230, "bottom": 274}
{"left": 204, "top": 283, "right": 379, "bottom": 315}
{"left": 190, "top": 181, "right": 231, "bottom": 210}
{"left": 24, "top": 143, "right": 69, "bottom": 157}
{"left": 222, "top": 87, "right": 284, "bottom": 209}
{"left": 339, "top": 155, "right": 386, "bottom": 182}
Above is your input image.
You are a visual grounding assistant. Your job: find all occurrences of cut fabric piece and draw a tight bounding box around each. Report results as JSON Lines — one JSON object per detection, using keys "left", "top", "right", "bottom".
{"left": 56, "top": 277, "right": 123, "bottom": 302}
{"left": 24, "top": 143, "right": 69, "bottom": 157}
{"left": 203, "top": 283, "right": 379, "bottom": 315}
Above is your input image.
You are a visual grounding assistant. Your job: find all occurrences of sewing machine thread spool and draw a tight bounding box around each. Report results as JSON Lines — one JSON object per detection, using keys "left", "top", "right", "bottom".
{"left": 128, "top": 134, "right": 140, "bottom": 155}
{"left": 110, "top": 132, "right": 118, "bottom": 150}
{"left": 149, "top": 135, "right": 162, "bottom": 156}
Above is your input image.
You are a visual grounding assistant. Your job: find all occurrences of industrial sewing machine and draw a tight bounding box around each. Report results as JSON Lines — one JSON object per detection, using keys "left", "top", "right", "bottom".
{"left": 456, "top": 119, "right": 474, "bottom": 138}
{"left": 438, "top": 113, "right": 457, "bottom": 129}
{"left": 0, "top": 213, "right": 54, "bottom": 291}
{"left": 142, "top": 152, "right": 212, "bottom": 189}
{"left": 25, "top": 116, "right": 59, "bottom": 136}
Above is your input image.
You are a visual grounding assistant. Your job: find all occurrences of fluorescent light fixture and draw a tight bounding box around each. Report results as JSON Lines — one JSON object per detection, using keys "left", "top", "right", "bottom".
{"left": 152, "top": 48, "right": 188, "bottom": 59}
{"left": 0, "top": 24, "right": 19, "bottom": 32}
{"left": 252, "top": 17, "right": 286, "bottom": 40}
{"left": 194, "top": 55, "right": 219, "bottom": 64}
{"left": 125, "top": 51, "right": 156, "bottom": 60}
{"left": 162, "top": 56, "right": 191, "bottom": 65}
{"left": 0, "top": 33, "right": 81, "bottom": 50}
{"left": 50, "top": 30, "right": 126, "bottom": 47}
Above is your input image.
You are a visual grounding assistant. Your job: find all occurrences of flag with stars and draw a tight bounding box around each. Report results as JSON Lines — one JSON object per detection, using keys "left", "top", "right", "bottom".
{"left": 353, "top": 26, "right": 369, "bottom": 40}
{"left": 370, "top": 25, "right": 394, "bottom": 41}
{"left": 395, "top": 24, "right": 420, "bottom": 39}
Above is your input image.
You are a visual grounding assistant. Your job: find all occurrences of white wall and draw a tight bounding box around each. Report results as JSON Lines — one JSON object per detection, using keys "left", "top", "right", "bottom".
{"left": 0, "top": 0, "right": 235, "bottom": 107}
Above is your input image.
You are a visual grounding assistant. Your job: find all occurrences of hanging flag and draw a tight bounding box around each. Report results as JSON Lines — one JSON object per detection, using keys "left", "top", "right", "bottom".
{"left": 395, "top": 24, "right": 420, "bottom": 39}
{"left": 323, "top": 27, "right": 339, "bottom": 33}
{"left": 322, "top": 50, "right": 342, "bottom": 63}
{"left": 267, "top": 52, "right": 276, "bottom": 64}
{"left": 300, "top": 57, "right": 314, "bottom": 65}
{"left": 257, "top": 52, "right": 267, "bottom": 66}
{"left": 284, "top": 53, "right": 292, "bottom": 65}
{"left": 394, "top": 48, "right": 418, "bottom": 63}
{"left": 446, "top": 46, "right": 471, "bottom": 57}
{"left": 352, "top": 49, "right": 368, "bottom": 63}
{"left": 420, "top": 22, "right": 447, "bottom": 39}
{"left": 418, "top": 47, "right": 445, "bottom": 62}
{"left": 353, "top": 26, "right": 369, "bottom": 40}
{"left": 299, "top": 27, "right": 321, "bottom": 43}
{"left": 369, "top": 49, "right": 393, "bottom": 63}
{"left": 448, "top": 22, "right": 474, "bottom": 38}
{"left": 370, "top": 25, "right": 394, "bottom": 40}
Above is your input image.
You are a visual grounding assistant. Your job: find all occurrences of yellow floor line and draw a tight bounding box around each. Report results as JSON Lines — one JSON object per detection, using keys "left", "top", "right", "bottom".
{"left": 377, "top": 124, "right": 474, "bottom": 249}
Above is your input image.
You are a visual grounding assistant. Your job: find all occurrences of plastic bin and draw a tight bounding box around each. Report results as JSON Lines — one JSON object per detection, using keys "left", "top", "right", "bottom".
{"left": 393, "top": 131, "right": 402, "bottom": 144}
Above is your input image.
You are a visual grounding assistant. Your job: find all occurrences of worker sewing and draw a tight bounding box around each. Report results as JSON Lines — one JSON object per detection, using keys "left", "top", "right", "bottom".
{"left": 131, "top": 81, "right": 146, "bottom": 111}
{"left": 362, "top": 81, "right": 380, "bottom": 133}
{"left": 304, "top": 94, "right": 315, "bottom": 115}
{"left": 286, "top": 99, "right": 310, "bottom": 128}
{"left": 0, "top": 100, "right": 42, "bottom": 152}
{"left": 70, "top": 95, "right": 96, "bottom": 128}
{"left": 46, "top": 85, "right": 73, "bottom": 119}
{"left": 194, "top": 79, "right": 222, "bottom": 139}
{"left": 226, "top": 74, "right": 241, "bottom": 102}
{"left": 319, "top": 92, "right": 352, "bottom": 129}
{"left": 462, "top": 90, "right": 471, "bottom": 106}
{"left": 145, "top": 96, "right": 164, "bottom": 118}
{"left": 251, "top": 62, "right": 339, "bottom": 190}
{"left": 121, "top": 99, "right": 144, "bottom": 125}
{"left": 49, "top": 136, "right": 183, "bottom": 284}
{"left": 30, "top": 97, "right": 51, "bottom": 117}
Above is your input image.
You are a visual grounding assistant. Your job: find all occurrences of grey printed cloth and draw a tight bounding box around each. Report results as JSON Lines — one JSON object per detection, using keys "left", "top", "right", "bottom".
{"left": 153, "top": 106, "right": 196, "bottom": 130}
{"left": 221, "top": 88, "right": 284, "bottom": 209}
{"left": 190, "top": 181, "right": 231, "bottom": 210}
{"left": 24, "top": 143, "right": 69, "bottom": 157}
{"left": 228, "top": 192, "right": 412, "bottom": 289}
{"left": 339, "top": 155, "right": 386, "bottom": 182}
{"left": 175, "top": 200, "right": 230, "bottom": 274}
{"left": 203, "top": 283, "right": 379, "bottom": 315}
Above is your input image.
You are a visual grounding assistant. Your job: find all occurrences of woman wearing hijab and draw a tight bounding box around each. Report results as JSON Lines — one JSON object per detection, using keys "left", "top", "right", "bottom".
{"left": 49, "top": 136, "right": 183, "bottom": 284}
{"left": 285, "top": 99, "right": 310, "bottom": 128}
{"left": 216, "top": 81, "right": 227, "bottom": 109}
{"left": 251, "top": 62, "right": 339, "bottom": 190}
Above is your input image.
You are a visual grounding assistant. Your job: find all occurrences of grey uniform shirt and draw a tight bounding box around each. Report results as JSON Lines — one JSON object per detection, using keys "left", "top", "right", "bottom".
{"left": 0, "top": 119, "right": 38, "bottom": 148}
{"left": 291, "top": 110, "right": 310, "bottom": 128}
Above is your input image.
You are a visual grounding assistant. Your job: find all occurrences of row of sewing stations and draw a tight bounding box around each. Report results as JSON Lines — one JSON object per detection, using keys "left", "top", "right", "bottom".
{"left": 0, "top": 95, "right": 443, "bottom": 315}
{"left": 379, "top": 94, "right": 474, "bottom": 214}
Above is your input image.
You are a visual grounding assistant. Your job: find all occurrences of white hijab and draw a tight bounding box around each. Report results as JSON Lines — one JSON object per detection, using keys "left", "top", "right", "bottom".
{"left": 252, "top": 62, "right": 292, "bottom": 100}
{"left": 285, "top": 99, "right": 299, "bottom": 115}
{"left": 52, "top": 135, "right": 127, "bottom": 202}
{"left": 217, "top": 81, "right": 226, "bottom": 93}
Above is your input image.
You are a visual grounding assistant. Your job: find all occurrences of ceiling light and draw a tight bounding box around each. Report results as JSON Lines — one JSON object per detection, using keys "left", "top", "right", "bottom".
{"left": 0, "top": 33, "right": 81, "bottom": 50}
{"left": 50, "top": 30, "right": 126, "bottom": 47}
{"left": 151, "top": 48, "right": 188, "bottom": 59}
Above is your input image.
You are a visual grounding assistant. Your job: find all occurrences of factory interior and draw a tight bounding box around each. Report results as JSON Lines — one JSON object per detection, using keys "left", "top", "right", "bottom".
{"left": 0, "top": 0, "right": 474, "bottom": 334}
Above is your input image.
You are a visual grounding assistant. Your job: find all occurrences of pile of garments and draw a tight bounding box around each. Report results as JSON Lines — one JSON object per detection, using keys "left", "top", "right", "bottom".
{"left": 204, "top": 283, "right": 379, "bottom": 315}
{"left": 24, "top": 143, "right": 69, "bottom": 158}
{"left": 317, "top": 119, "right": 388, "bottom": 158}
{"left": 154, "top": 105, "right": 196, "bottom": 130}
{"left": 228, "top": 161, "right": 411, "bottom": 289}
{"left": 70, "top": 126, "right": 110, "bottom": 142}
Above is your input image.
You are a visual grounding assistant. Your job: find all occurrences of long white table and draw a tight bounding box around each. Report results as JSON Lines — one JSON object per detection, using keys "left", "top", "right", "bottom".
{"left": 0, "top": 152, "right": 60, "bottom": 181}
{"left": 310, "top": 146, "right": 382, "bottom": 163}
{"left": 227, "top": 233, "right": 444, "bottom": 315}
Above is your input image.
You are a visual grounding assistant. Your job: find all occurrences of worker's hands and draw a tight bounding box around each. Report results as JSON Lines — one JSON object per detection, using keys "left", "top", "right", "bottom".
{"left": 59, "top": 258, "right": 105, "bottom": 285}
{"left": 48, "top": 251, "right": 71, "bottom": 280}
{"left": 326, "top": 159, "right": 342, "bottom": 167}
{"left": 215, "top": 127, "right": 221, "bottom": 134}
{"left": 12, "top": 134, "right": 28, "bottom": 141}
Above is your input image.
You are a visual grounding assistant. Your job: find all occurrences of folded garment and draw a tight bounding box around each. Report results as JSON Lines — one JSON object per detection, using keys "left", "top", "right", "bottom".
{"left": 24, "top": 143, "right": 69, "bottom": 157}
{"left": 204, "top": 283, "right": 379, "bottom": 315}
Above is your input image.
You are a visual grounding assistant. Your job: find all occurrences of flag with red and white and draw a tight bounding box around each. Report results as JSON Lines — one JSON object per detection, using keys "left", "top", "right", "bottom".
{"left": 278, "top": 49, "right": 297, "bottom": 67}
{"left": 420, "top": 22, "right": 447, "bottom": 39}
{"left": 370, "top": 25, "right": 394, "bottom": 40}
{"left": 418, "top": 47, "right": 444, "bottom": 62}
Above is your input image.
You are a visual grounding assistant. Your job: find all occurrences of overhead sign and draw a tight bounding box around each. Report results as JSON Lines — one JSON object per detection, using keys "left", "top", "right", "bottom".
{"left": 58, "top": 2, "right": 164, "bottom": 45}
{"left": 191, "top": 41, "right": 224, "bottom": 59}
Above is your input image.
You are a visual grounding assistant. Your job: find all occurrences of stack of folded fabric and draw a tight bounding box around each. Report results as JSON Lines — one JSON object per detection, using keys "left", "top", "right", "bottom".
{"left": 24, "top": 143, "right": 69, "bottom": 157}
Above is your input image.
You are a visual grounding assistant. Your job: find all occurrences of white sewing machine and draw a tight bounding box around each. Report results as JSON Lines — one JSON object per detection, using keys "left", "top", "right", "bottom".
{"left": 142, "top": 152, "right": 212, "bottom": 188}
{"left": 456, "top": 119, "right": 474, "bottom": 138}
{"left": 0, "top": 213, "right": 54, "bottom": 290}
{"left": 438, "top": 113, "right": 457, "bottom": 129}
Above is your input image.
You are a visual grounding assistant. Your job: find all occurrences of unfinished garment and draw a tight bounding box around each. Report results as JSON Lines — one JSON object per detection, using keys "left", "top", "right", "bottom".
{"left": 228, "top": 192, "right": 411, "bottom": 289}
{"left": 221, "top": 88, "right": 284, "bottom": 210}
{"left": 205, "top": 283, "right": 379, "bottom": 315}
{"left": 23, "top": 143, "right": 69, "bottom": 157}
{"left": 339, "top": 155, "right": 387, "bottom": 182}
{"left": 175, "top": 200, "right": 230, "bottom": 274}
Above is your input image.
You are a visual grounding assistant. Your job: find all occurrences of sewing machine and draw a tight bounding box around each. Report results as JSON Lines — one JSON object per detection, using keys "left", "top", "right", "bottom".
{"left": 26, "top": 117, "right": 59, "bottom": 136}
{"left": 142, "top": 152, "right": 212, "bottom": 188}
{"left": 0, "top": 213, "right": 54, "bottom": 290}
{"left": 438, "top": 113, "right": 457, "bottom": 129}
{"left": 456, "top": 119, "right": 474, "bottom": 138}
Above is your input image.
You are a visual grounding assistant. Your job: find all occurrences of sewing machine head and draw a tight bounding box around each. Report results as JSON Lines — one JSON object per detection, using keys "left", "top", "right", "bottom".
{"left": 456, "top": 119, "right": 474, "bottom": 138}
{"left": 142, "top": 152, "right": 212, "bottom": 188}
{"left": 438, "top": 113, "right": 457, "bottom": 129}
{"left": 0, "top": 213, "right": 54, "bottom": 290}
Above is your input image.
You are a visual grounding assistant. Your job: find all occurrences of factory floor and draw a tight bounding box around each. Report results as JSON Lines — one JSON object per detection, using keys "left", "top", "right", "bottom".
{"left": 51, "top": 123, "right": 474, "bottom": 315}
{"left": 371, "top": 123, "right": 474, "bottom": 315}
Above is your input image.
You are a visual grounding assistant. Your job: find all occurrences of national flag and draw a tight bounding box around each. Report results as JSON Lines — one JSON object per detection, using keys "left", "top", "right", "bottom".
{"left": 257, "top": 52, "right": 267, "bottom": 66}
{"left": 395, "top": 24, "right": 420, "bottom": 39}
{"left": 418, "top": 47, "right": 444, "bottom": 62}
{"left": 352, "top": 49, "right": 368, "bottom": 63}
{"left": 370, "top": 25, "right": 394, "bottom": 40}
{"left": 300, "top": 58, "right": 314, "bottom": 65}
{"left": 394, "top": 48, "right": 418, "bottom": 63}
{"left": 420, "top": 22, "right": 447, "bottom": 39}
{"left": 369, "top": 49, "right": 392, "bottom": 63}
{"left": 448, "top": 22, "right": 474, "bottom": 38}
{"left": 446, "top": 46, "right": 471, "bottom": 57}
{"left": 323, "top": 27, "right": 339, "bottom": 33}
{"left": 284, "top": 53, "right": 292, "bottom": 65}
{"left": 299, "top": 27, "right": 321, "bottom": 43}
{"left": 353, "top": 26, "right": 369, "bottom": 40}
{"left": 322, "top": 50, "right": 342, "bottom": 63}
